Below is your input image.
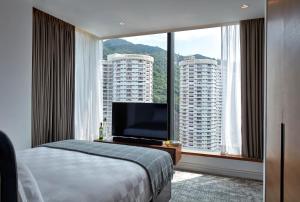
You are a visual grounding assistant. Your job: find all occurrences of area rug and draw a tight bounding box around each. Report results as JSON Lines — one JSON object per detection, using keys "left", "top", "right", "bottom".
{"left": 171, "top": 171, "right": 263, "bottom": 202}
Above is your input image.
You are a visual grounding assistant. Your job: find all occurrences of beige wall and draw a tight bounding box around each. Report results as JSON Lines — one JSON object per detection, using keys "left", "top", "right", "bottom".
{"left": 0, "top": 0, "right": 32, "bottom": 149}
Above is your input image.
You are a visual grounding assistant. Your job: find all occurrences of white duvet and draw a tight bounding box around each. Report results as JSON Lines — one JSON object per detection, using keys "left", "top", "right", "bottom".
{"left": 16, "top": 147, "right": 151, "bottom": 202}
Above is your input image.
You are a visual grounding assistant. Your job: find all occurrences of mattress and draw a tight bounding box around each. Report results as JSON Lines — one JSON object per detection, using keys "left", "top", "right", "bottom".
{"left": 16, "top": 147, "right": 152, "bottom": 202}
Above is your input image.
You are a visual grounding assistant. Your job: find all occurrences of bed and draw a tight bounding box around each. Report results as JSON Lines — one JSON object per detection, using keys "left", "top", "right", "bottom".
{"left": 0, "top": 131, "right": 173, "bottom": 202}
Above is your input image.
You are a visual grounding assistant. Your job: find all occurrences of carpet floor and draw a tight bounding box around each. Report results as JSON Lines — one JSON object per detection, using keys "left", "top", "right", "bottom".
{"left": 171, "top": 171, "right": 263, "bottom": 202}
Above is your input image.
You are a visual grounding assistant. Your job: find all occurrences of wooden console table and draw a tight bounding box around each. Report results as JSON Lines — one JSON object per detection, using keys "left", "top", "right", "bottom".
{"left": 94, "top": 139, "right": 182, "bottom": 165}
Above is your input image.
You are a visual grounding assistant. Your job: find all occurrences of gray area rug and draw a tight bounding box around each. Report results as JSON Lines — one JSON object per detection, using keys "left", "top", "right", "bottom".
{"left": 171, "top": 171, "right": 263, "bottom": 202}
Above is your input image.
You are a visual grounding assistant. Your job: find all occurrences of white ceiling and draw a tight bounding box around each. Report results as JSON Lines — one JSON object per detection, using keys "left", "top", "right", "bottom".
{"left": 35, "top": 0, "right": 265, "bottom": 38}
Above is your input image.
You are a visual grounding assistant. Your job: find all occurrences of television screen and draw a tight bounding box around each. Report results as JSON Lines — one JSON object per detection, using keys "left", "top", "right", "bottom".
{"left": 112, "top": 102, "right": 169, "bottom": 140}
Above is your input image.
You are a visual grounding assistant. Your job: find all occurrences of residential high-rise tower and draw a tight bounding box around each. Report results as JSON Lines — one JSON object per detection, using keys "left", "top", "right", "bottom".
{"left": 102, "top": 53, "right": 154, "bottom": 136}
{"left": 179, "top": 56, "right": 222, "bottom": 151}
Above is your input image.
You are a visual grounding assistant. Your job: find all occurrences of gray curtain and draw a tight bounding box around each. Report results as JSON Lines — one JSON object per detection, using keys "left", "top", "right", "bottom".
{"left": 32, "top": 8, "right": 75, "bottom": 147}
{"left": 240, "top": 18, "right": 264, "bottom": 160}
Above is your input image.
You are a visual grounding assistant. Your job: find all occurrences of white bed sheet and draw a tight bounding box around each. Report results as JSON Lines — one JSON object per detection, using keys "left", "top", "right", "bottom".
{"left": 16, "top": 147, "right": 152, "bottom": 202}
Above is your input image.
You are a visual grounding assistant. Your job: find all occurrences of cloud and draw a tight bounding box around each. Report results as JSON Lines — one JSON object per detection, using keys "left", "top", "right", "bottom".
{"left": 123, "top": 33, "right": 167, "bottom": 50}
{"left": 175, "top": 27, "right": 221, "bottom": 58}
{"left": 116, "top": 27, "right": 221, "bottom": 59}
{"left": 175, "top": 27, "right": 220, "bottom": 41}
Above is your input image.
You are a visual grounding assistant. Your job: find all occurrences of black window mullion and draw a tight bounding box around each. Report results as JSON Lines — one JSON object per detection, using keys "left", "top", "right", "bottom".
{"left": 167, "top": 32, "right": 175, "bottom": 140}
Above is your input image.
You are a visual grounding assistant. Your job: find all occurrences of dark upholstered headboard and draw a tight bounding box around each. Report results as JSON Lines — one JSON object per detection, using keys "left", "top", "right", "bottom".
{"left": 0, "top": 131, "right": 17, "bottom": 202}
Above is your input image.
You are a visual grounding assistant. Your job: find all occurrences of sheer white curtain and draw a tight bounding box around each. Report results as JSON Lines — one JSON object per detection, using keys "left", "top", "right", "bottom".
{"left": 221, "top": 24, "right": 241, "bottom": 155}
{"left": 75, "top": 30, "right": 103, "bottom": 141}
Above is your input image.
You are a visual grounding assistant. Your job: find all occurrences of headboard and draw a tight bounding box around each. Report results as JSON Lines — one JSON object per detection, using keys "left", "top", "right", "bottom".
{"left": 0, "top": 131, "right": 17, "bottom": 202}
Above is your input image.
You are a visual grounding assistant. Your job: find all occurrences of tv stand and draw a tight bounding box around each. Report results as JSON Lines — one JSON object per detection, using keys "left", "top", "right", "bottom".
{"left": 94, "top": 137, "right": 181, "bottom": 165}
{"left": 112, "top": 136, "right": 163, "bottom": 146}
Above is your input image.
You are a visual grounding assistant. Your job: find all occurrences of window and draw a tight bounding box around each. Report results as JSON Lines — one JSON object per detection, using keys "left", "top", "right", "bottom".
{"left": 174, "top": 27, "right": 222, "bottom": 153}
{"left": 102, "top": 34, "right": 167, "bottom": 136}
{"left": 173, "top": 26, "right": 241, "bottom": 154}
{"left": 100, "top": 26, "right": 241, "bottom": 155}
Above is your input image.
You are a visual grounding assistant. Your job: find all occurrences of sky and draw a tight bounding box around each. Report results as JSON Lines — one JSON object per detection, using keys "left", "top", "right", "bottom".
{"left": 123, "top": 27, "right": 221, "bottom": 59}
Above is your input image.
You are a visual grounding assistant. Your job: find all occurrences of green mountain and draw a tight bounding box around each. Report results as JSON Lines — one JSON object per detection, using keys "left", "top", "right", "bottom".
{"left": 103, "top": 39, "right": 217, "bottom": 103}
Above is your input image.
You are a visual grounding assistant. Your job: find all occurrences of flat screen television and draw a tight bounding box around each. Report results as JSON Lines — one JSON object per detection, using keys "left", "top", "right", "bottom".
{"left": 112, "top": 102, "right": 169, "bottom": 140}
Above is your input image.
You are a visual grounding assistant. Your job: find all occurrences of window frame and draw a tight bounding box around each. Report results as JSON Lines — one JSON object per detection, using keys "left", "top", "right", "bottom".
{"left": 102, "top": 23, "right": 249, "bottom": 158}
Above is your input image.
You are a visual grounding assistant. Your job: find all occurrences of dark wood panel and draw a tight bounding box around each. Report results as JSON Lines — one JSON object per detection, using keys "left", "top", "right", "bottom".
{"left": 266, "top": 0, "right": 300, "bottom": 201}
{"left": 266, "top": 0, "right": 285, "bottom": 201}
{"left": 281, "top": 0, "right": 300, "bottom": 201}
{"left": 182, "top": 151, "right": 263, "bottom": 162}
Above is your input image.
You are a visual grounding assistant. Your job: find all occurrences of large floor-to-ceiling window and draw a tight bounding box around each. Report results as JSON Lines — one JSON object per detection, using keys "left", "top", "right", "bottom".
{"left": 173, "top": 25, "right": 241, "bottom": 154}
{"left": 101, "top": 25, "right": 241, "bottom": 155}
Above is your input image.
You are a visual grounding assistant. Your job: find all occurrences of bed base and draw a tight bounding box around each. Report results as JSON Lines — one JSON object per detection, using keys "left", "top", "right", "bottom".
{"left": 0, "top": 131, "right": 18, "bottom": 202}
{"left": 152, "top": 181, "right": 171, "bottom": 202}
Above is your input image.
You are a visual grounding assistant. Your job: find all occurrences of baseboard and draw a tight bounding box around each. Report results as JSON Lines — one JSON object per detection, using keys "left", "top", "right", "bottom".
{"left": 175, "top": 158, "right": 263, "bottom": 181}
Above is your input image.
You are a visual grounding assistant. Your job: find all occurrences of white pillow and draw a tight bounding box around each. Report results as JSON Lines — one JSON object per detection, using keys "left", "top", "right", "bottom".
{"left": 17, "top": 161, "right": 44, "bottom": 202}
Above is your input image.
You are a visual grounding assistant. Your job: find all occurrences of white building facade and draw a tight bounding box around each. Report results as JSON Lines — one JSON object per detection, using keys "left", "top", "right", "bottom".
{"left": 102, "top": 60, "right": 113, "bottom": 136}
{"left": 179, "top": 56, "right": 222, "bottom": 152}
{"left": 102, "top": 53, "right": 154, "bottom": 136}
